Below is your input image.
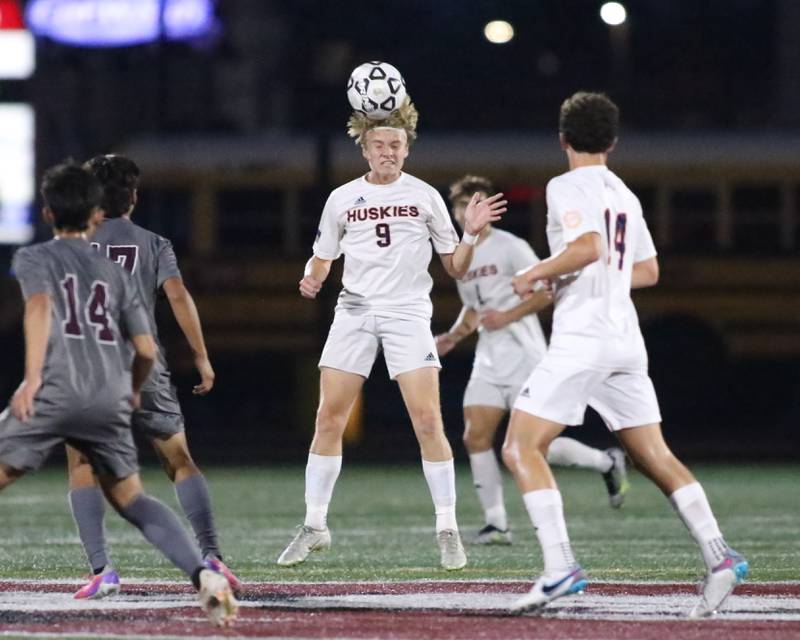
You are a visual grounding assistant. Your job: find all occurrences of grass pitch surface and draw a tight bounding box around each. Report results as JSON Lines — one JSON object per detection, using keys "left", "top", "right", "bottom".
{"left": 0, "top": 463, "right": 796, "bottom": 583}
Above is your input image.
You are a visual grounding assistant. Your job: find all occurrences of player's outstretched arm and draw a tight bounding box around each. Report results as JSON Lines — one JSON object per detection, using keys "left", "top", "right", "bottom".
{"left": 631, "top": 256, "right": 659, "bottom": 289}
{"left": 299, "top": 256, "right": 332, "bottom": 299}
{"left": 435, "top": 306, "right": 479, "bottom": 356}
{"left": 442, "top": 193, "right": 507, "bottom": 280}
{"left": 163, "top": 277, "right": 215, "bottom": 395}
{"left": 481, "top": 288, "right": 553, "bottom": 331}
{"left": 512, "top": 232, "right": 602, "bottom": 297}
{"left": 130, "top": 333, "right": 156, "bottom": 408}
{"left": 10, "top": 293, "right": 51, "bottom": 421}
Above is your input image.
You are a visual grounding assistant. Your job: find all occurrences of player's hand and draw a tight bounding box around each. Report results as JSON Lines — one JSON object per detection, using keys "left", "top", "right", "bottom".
{"left": 10, "top": 377, "right": 41, "bottom": 422}
{"left": 193, "top": 355, "right": 215, "bottom": 395}
{"left": 479, "top": 309, "right": 510, "bottom": 331}
{"left": 512, "top": 266, "right": 541, "bottom": 298}
{"left": 463, "top": 192, "right": 507, "bottom": 235}
{"left": 299, "top": 274, "right": 323, "bottom": 299}
{"left": 435, "top": 333, "right": 457, "bottom": 356}
{"left": 130, "top": 391, "right": 142, "bottom": 410}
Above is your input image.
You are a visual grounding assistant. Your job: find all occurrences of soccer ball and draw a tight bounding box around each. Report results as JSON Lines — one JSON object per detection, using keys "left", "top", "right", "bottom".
{"left": 347, "top": 61, "right": 407, "bottom": 120}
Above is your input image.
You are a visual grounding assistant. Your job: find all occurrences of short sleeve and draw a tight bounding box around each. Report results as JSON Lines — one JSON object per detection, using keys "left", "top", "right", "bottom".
{"left": 11, "top": 247, "right": 50, "bottom": 300}
{"left": 120, "top": 272, "right": 151, "bottom": 337}
{"left": 546, "top": 179, "right": 603, "bottom": 244}
{"left": 509, "top": 238, "right": 539, "bottom": 273}
{"left": 634, "top": 215, "right": 658, "bottom": 262}
{"left": 313, "top": 193, "right": 344, "bottom": 260}
{"left": 427, "top": 189, "right": 459, "bottom": 254}
{"left": 156, "top": 239, "right": 182, "bottom": 288}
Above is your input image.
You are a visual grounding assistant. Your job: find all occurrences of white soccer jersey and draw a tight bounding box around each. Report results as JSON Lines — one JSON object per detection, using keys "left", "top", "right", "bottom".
{"left": 313, "top": 172, "right": 459, "bottom": 320}
{"left": 456, "top": 228, "right": 548, "bottom": 386}
{"left": 545, "top": 165, "right": 657, "bottom": 369}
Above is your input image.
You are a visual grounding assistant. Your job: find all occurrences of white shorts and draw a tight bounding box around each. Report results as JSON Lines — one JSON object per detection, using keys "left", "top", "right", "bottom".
{"left": 513, "top": 357, "right": 662, "bottom": 431}
{"left": 463, "top": 377, "right": 524, "bottom": 411}
{"left": 318, "top": 311, "right": 441, "bottom": 380}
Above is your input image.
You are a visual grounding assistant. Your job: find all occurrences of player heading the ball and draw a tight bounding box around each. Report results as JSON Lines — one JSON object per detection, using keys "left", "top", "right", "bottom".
{"left": 277, "top": 64, "right": 506, "bottom": 571}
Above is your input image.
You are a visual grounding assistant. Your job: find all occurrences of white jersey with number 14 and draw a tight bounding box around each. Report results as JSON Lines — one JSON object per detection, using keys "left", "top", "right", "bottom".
{"left": 545, "top": 165, "right": 657, "bottom": 370}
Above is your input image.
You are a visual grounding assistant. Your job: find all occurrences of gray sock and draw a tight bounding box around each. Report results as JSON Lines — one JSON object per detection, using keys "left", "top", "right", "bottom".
{"left": 175, "top": 474, "right": 221, "bottom": 559}
{"left": 120, "top": 493, "right": 204, "bottom": 577}
{"left": 69, "top": 487, "right": 110, "bottom": 574}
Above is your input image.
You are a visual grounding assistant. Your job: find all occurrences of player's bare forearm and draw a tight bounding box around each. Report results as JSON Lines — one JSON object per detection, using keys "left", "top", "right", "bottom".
{"left": 513, "top": 233, "right": 601, "bottom": 296}
{"left": 300, "top": 256, "right": 332, "bottom": 299}
{"left": 448, "top": 306, "right": 479, "bottom": 341}
{"left": 506, "top": 290, "right": 553, "bottom": 322}
{"left": 435, "top": 306, "right": 478, "bottom": 356}
{"left": 23, "top": 293, "right": 51, "bottom": 383}
{"left": 130, "top": 333, "right": 156, "bottom": 395}
{"left": 163, "top": 278, "right": 209, "bottom": 358}
{"left": 631, "top": 257, "right": 660, "bottom": 289}
{"left": 447, "top": 243, "right": 475, "bottom": 279}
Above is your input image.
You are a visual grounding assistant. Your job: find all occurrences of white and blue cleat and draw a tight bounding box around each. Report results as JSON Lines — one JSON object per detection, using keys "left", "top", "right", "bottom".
{"left": 689, "top": 548, "right": 749, "bottom": 618}
{"left": 510, "top": 566, "right": 589, "bottom": 614}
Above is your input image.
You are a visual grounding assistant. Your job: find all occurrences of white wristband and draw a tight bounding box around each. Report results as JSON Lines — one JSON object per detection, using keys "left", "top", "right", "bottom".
{"left": 461, "top": 231, "right": 479, "bottom": 246}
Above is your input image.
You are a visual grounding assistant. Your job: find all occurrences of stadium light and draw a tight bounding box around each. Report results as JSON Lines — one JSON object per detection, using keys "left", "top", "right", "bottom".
{"left": 600, "top": 2, "right": 627, "bottom": 26}
{"left": 484, "top": 20, "right": 514, "bottom": 45}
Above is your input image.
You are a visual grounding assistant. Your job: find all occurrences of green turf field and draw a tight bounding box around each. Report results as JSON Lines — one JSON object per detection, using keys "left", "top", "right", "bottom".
{"left": 0, "top": 463, "right": 796, "bottom": 583}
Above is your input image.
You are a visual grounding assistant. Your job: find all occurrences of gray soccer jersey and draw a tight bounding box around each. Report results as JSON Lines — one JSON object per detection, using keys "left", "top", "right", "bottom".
{"left": 11, "top": 237, "right": 150, "bottom": 406}
{"left": 0, "top": 237, "right": 150, "bottom": 477}
{"left": 91, "top": 218, "right": 182, "bottom": 393}
{"left": 456, "top": 229, "right": 548, "bottom": 386}
{"left": 313, "top": 172, "right": 460, "bottom": 321}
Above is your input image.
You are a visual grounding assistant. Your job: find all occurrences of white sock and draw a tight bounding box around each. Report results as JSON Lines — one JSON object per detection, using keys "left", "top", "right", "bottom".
{"left": 522, "top": 488, "right": 576, "bottom": 574}
{"left": 468, "top": 450, "right": 507, "bottom": 530}
{"left": 422, "top": 458, "right": 458, "bottom": 532}
{"left": 670, "top": 482, "right": 728, "bottom": 569}
{"left": 304, "top": 453, "right": 342, "bottom": 530}
{"left": 547, "top": 437, "right": 612, "bottom": 473}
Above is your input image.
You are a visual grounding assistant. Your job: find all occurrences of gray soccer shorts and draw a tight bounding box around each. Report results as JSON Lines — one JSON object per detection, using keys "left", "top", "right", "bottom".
{"left": 133, "top": 384, "right": 185, "bottom": 440}
{"left": 0, "top": 400, "right": 139, "bottom": 479}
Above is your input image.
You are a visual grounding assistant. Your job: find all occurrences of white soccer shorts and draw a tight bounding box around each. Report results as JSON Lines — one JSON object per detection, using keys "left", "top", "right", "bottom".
{"left": 463, "top": 377, "right": 526, "bottom": 411}
{"left": 513, "top": 357, "right": 662, "bottom": 431}
{"left": 318, "top": 311, "right": 441, "bottom": 380}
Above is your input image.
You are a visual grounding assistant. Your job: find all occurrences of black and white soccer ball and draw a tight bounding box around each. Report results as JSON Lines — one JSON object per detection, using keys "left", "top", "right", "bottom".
{"left": 346, "top": 61, "right": 407, "bottom": 121}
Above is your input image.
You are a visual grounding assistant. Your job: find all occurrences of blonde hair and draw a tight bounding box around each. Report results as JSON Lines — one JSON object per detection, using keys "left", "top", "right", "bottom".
{"left": 347, "top": 96, "right": 419, "bottom": 146}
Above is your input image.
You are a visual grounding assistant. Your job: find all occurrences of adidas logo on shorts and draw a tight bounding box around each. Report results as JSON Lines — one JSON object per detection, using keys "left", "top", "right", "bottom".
{"left": 519, "top": 387, "right": 531, "bottom": 398}
{"left": 424, "top": 352, "right": 436, "bottom": 362}
{"left": 354, "top": 196, "right": 367, "bottom": 205}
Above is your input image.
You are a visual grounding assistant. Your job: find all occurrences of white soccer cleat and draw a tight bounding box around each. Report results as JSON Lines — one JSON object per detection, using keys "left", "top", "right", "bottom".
{"left": 198, "top": 568, "right": 238, "bottom": 627}
{"left": 689, "top": 548, "right": 749, "bottom": 618}
{"left": 510, "top": 566, "right": 589, "bottom": 614}
{"left": 276, "top": 525, "right": 331, "bottom": 567}
{"left": 437, "top": 529, "right": 467, "bottom": 570}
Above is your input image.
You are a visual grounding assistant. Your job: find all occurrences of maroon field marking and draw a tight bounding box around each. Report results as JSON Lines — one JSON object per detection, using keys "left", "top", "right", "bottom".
{"left": 1, "top": 608, "right": 799, "bottom": 640}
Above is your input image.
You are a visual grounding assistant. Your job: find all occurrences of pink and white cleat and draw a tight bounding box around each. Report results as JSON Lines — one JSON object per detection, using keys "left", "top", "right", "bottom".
{"left": 73, "top": 566, "right": 121, "bottom": 600}
{"left": 204, "top": 555, "right": 243, "bottom": 595}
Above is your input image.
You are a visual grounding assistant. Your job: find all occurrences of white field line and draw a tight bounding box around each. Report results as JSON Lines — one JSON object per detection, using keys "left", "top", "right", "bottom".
{"left": 0, "top": 586, "right": 798, "bottom": 622}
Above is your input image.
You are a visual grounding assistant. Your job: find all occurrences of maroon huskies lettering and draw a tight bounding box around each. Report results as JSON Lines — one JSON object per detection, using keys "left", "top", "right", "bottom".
{"left": 346, "top": 205, "right": 420, "bottom": 223}
{"left": 462, "top": 264, "right": 499, "bottom": 282}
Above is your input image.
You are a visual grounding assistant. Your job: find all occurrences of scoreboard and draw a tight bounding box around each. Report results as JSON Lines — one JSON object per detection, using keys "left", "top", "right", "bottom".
{"left": 0, "top": 0, "right": 34, "bottom": 244}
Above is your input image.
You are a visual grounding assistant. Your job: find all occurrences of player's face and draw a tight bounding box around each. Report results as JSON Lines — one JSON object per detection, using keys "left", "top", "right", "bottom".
{"left": 362, "top": 129, "right": 409, "bottom": 179}
{"left": 451, "top": 192, "right": 486, "bottom": 229}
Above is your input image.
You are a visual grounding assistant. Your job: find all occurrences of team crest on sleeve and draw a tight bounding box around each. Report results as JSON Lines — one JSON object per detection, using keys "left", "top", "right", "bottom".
{"left": 564, "top": 210, "right": 582, "bottom": 229}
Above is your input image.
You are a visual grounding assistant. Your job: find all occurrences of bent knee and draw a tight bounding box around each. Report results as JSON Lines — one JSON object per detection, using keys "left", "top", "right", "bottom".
{"left": 410, "top": 407, "right": 443, "bottom": 439}
{"left": 463, "top": 429, "right": 493, "bottom": 453}
{"left": 315, "top": 409, "right": 349, "bottom": 438}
